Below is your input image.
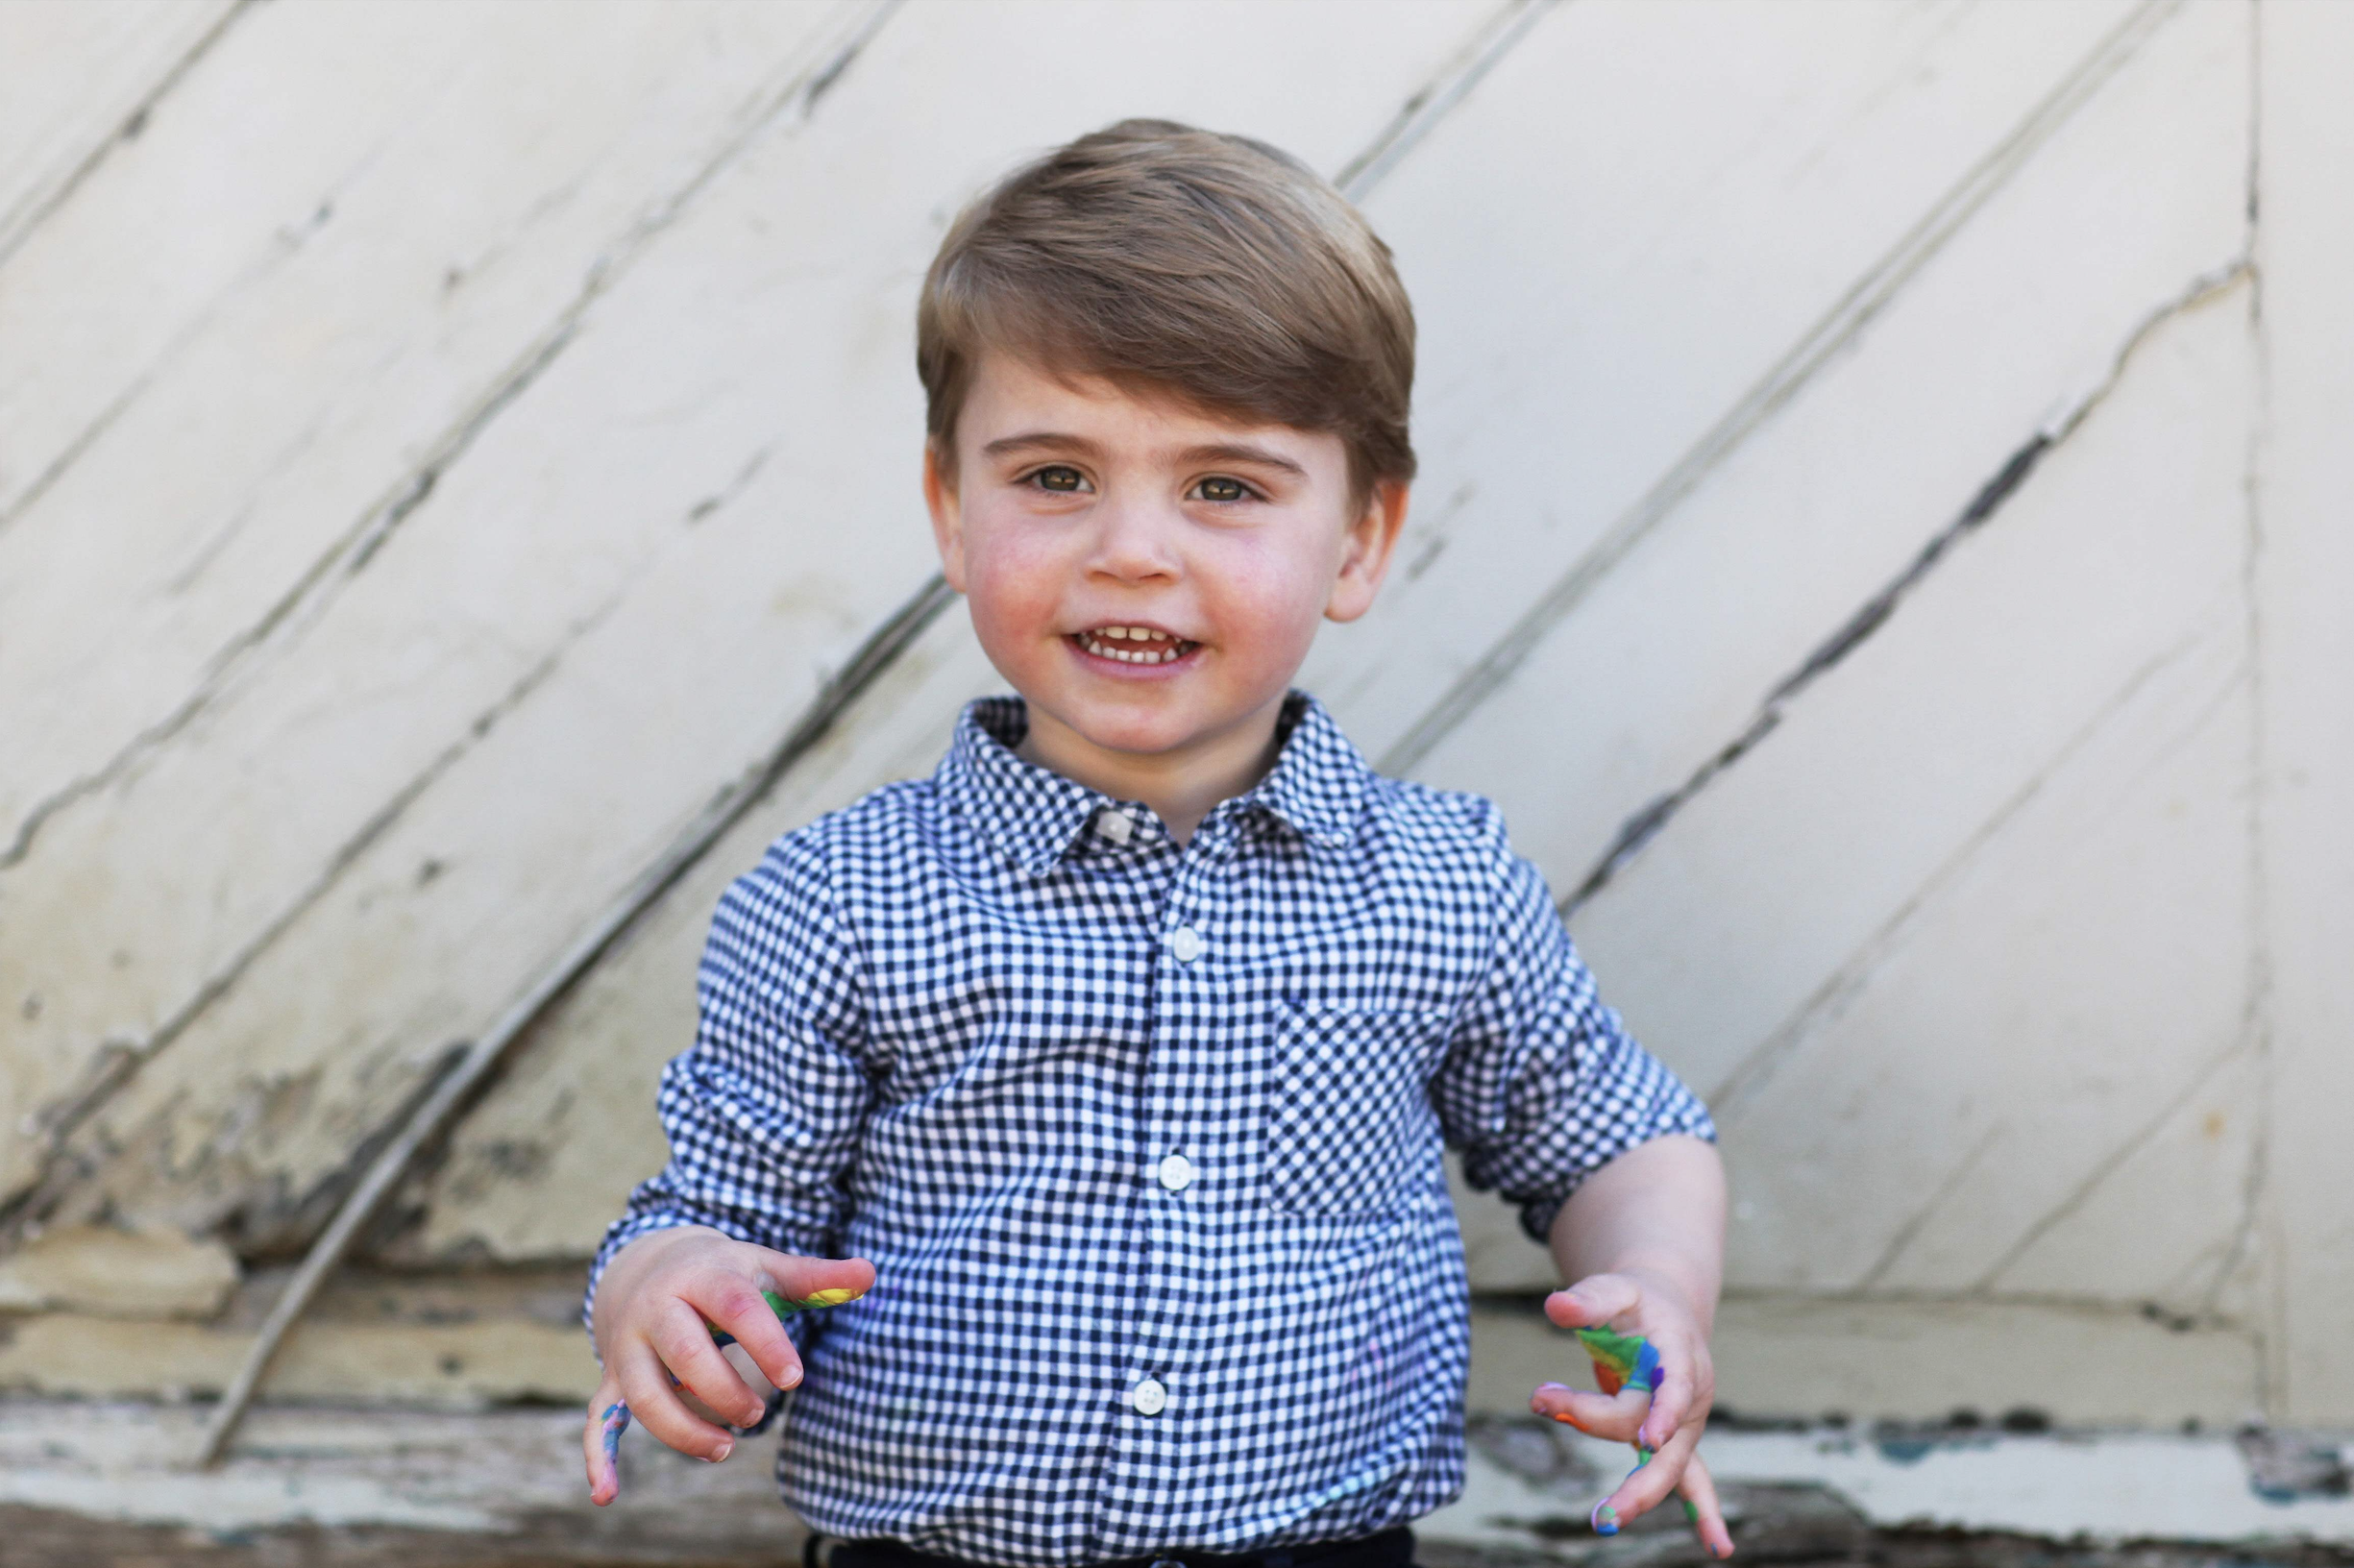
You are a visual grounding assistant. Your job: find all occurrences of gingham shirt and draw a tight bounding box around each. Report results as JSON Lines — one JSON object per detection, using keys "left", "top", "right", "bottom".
{"left": 588, "top": 693, "right": 1713, "bottom": 1566}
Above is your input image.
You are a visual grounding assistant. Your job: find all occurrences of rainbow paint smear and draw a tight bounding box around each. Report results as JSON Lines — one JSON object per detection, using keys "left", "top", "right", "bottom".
{"left": 1574, "top": 1325, "right": 1661, "bottom": 1396}
{"left": 707, "top": 1286, "right": 862, "bottom": 1348}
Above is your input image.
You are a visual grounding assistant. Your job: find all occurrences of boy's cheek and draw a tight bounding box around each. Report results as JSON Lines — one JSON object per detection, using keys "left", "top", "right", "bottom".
{"left": 964, "top": 574, "right": 1062, "bottom": 677}
{"left": 962, "top": 522, "right": 1074, "bottom": 618}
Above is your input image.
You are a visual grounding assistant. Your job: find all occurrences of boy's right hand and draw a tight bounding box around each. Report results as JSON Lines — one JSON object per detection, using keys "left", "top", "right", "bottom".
{"left": 583, "top": 1225, "right": 875, "bottom": 1505}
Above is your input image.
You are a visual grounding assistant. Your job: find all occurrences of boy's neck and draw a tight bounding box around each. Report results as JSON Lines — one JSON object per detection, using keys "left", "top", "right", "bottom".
{"left": 1015, "top": 695, "right": 1288, "bottom": 846}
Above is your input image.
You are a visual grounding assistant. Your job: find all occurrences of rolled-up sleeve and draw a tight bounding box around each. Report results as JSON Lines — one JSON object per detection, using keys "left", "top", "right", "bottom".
{"left": 1431, "top": 841, "right": 1715, "bottom": 1242}
{"left": 582, "top": 832, "right": 872, "bottom": 1335}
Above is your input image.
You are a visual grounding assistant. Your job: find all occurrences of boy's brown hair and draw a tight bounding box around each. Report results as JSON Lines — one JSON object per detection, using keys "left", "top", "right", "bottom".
{"left": 918, "top": 119, "right": 1416, "bottom": 498}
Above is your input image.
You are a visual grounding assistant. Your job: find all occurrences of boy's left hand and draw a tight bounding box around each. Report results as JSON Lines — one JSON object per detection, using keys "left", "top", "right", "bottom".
{"left": 1531, "top": 1268, "right": 1733, "bottom": 1557}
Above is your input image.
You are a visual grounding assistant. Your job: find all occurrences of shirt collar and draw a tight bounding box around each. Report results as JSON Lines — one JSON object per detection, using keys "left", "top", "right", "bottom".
{"left": 938, "top": 692, "right": 1370, "bottom": 875}
{"left": 1226, "top": 692, "right": 1368, "bottom": 850}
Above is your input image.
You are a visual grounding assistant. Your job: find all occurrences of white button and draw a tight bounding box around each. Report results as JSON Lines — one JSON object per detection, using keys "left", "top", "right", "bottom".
{"left": 1096, "top": 809, "right": 1133, "bottom": 845}
{"left": 1157, "top": 1154, "right": 1196, "bottom": 1191}
{"left": 1168, "top": 926, "right": 1205, "bottom": 963}
{"left": 1130, "top": 1378, "right": 1167, "bottom": 1415}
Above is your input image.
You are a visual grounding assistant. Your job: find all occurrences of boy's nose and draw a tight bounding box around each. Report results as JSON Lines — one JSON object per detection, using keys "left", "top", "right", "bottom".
{"left": 1086, "top": 498, "right": 1182, "bottom": 582}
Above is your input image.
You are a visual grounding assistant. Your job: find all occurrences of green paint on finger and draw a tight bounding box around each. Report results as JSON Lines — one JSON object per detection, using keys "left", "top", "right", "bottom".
{"left": 1575, "top": 1326, "right": 1661, "bottom": 1395}
{"left": 709, "top": 1286, "right": 862, "bottom": 1347}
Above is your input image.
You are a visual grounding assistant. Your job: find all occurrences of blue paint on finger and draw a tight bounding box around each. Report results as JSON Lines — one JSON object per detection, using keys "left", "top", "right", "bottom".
{"left": 601, "top": 1401, "right": 631, "bottom": 1464}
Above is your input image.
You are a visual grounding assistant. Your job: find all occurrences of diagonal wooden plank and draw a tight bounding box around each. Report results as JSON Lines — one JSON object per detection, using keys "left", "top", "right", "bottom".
{"left": 1560, "top": 260, "right": 2248, "bottom": 916}
{"left": 1583, "top": 290, "right": 2258, "bottom": 1304}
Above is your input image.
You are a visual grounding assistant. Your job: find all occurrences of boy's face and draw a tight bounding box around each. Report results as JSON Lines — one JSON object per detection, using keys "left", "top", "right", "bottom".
{"left": 926, "top": 352, "right": 1408, "bottom": 772}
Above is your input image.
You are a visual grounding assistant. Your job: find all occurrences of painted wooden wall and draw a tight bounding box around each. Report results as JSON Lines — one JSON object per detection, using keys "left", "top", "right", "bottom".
{"left": 3, "top": 0, "right": 2347, "bottom": 1429}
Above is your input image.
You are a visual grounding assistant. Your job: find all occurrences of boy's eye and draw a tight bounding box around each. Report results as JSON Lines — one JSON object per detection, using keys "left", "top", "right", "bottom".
{"left": 1191, "top": 476, "right": 1250, "bottom": 502}
{"left": 1029, "top": 465, "right": 1087, "bottom": 493}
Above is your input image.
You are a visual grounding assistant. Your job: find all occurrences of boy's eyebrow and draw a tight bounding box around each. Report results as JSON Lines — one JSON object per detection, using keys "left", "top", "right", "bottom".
{"left": 977, "top": 432, "right": 1309, "bottom": 480}
{"left": 1174, "top": 442, "right": 1309, "bottom": 479}
{"left": 980, "top": 431, "right": 1105, "bottom": 462}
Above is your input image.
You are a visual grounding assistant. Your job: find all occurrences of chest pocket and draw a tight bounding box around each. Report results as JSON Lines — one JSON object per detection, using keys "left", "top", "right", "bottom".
{"left": 1264, "top": 1000, "right": 1449, "bottom": 1216}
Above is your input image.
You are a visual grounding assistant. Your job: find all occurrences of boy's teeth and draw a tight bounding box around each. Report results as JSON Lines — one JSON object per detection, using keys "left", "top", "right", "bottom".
{"left": 1078, "top": 628, "right": 1188, "bottom": 663}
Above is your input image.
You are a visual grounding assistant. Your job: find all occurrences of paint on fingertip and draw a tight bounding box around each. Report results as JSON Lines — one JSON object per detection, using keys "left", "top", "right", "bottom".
{"left": 798, "top": 1286, "right": 861, "bottom": 1308}
{"left": 601, "top": 1402, "right": 630, "bottom": 1464}
{"left": 1681, "top": 1499, "right": 1702, "bottom": 1525}
{"left": 1591, "top": 1503, "right": 1619, "bottom": 1537}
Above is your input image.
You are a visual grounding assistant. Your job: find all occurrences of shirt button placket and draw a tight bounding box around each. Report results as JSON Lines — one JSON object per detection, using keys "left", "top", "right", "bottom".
{"left": 1133, "top": 888, "right": 1209, "bottom": 1462}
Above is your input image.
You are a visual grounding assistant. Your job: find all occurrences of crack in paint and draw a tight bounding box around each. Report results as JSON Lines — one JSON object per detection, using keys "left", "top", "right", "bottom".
{"left": 0, "top": 0, "right": 257, "bottom": 274}
{"left": 1851, "top": 1126, "right": 2006, "bottom": 1295}
{"left": 2235, "top": 0, "right": 2282, "bottom": 1422}
{"left": 1379, "top": 0, "right": 2189, "bottom": 782}
{"left": 0, "top": 368, "right": 154, "bottom": 539}
{"left": 0, "top": 175, "right": 343, "bottom": 542}
{"left": 1562, "top": 259, "right": 2253, "bottom": 918}
{"left": 1974, "top": 1041, "right": 2251, "bottom": 1297}
{"left": 1333, "top": 0, "right": 1557, "bottom": 200}
{"left": 1715, "top": 1286, "right": 2264, "bottom": 1331}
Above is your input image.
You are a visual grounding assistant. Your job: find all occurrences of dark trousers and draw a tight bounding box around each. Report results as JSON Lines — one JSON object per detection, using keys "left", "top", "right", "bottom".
{"left": 819, "top": 1525, "right": 1417, "bottom": 1568}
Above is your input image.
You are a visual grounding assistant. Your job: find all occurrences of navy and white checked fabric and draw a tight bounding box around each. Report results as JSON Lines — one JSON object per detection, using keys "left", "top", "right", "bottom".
{"left": 587, "top": 693, "right": 1713, "bottom": 1567}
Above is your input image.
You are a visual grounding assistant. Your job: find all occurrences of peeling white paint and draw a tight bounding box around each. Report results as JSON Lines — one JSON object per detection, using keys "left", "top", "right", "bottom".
{"left": 1426, "top": 1428, "right": 2354, "bottom": 1551}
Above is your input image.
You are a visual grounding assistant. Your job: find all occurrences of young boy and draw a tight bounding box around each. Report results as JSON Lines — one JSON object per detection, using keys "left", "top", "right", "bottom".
{"left": 581, "top": 120, "right": 1731, "bottom": 1566}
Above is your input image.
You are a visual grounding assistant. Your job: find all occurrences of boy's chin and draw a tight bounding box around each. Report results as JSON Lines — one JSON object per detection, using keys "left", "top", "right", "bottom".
{"left": 1038, "top": 688, "right": 1259, "bottom": 761}
{"left": 1054, "top": 704, "right": 1209, "bottom": 758}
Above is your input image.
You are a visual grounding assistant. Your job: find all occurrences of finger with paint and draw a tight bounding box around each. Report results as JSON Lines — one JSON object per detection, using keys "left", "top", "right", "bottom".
{"left": 1533, "top": 1325, "right": 1723, "bottom": 1550}
{"left": 588, "top": 1286, "right": 859, "bottom": 1505}
{"left": 588, "top": 1400, "right": 630, "bottom": 1503}
{"left": 1574, "top": 1326, "right": 1698, "bottom": 1530}
{"left": 707, "top": 1286, "right": 860, "bottom": 1348}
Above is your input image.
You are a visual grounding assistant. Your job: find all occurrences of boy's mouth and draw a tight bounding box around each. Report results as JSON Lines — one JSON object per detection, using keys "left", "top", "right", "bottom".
{"left": 1068, "top": 625, "right": 1199, "bottom": 666}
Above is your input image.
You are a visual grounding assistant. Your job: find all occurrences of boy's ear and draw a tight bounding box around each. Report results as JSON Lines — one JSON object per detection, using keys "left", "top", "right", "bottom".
{"left": 1325, "top": 478, "right": 1410, "bottom": 625}
{"left": 923, "top": 443, "right": 969, "bottom": 593}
